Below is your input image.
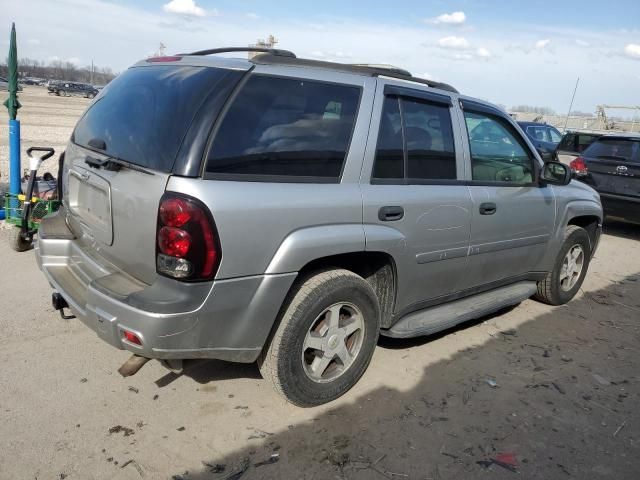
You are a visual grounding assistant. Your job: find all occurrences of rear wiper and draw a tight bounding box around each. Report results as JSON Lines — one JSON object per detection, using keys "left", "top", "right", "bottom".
{"left": 85, "top": 155, "right": 154, "bottom": 175}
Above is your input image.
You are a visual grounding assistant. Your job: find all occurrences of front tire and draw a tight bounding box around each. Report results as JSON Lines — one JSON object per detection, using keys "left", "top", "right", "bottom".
{"left": 535, "top": 225, "right": 591, "bottom": 305}
{"left": 8, "top": 227, "right": 32, "bottom": 252}
{"left": 259, "top": 269, "right": 380, "bottom": 407}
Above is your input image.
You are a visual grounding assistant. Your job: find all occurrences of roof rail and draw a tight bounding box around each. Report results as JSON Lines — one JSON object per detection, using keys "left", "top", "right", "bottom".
{"left": 349, "top": 64, "right": 412, "bottom": 77}
{"left": 179, "top": 47, "right": 296, "bottom": 58}
{"left": 250, "top": 54, "right": 459, "bottom": 93}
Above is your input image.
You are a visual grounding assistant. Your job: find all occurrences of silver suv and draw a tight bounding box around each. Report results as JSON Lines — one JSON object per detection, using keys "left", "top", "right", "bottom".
{"left": 36, "top": 48, "right": 603, "bottom": 406}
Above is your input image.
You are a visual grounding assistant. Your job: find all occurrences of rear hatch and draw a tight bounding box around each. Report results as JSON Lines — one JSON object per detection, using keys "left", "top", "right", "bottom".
{"left": 64, "top": 62, "right": 245, "bottom": 284}
{"left": 583, "top": 137, "right": 640, "bottom": 198}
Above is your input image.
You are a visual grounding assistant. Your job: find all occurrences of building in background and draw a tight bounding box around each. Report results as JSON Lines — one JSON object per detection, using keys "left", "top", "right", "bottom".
{"left": 248, "top": 35, "right": 278, "bottom": 59}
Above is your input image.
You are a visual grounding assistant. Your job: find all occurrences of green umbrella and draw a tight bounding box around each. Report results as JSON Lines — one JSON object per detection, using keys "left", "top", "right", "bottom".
{"left": 3, "top": 22, "right": 21, "bottom": 119}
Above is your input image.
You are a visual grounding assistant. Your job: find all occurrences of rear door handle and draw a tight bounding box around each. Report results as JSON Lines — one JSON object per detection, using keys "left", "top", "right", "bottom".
{"left": 479, "top": 202, "right": 497, "bottom": 215}
{"left": 378, "top": 206, "right": 404, "bottom": 221}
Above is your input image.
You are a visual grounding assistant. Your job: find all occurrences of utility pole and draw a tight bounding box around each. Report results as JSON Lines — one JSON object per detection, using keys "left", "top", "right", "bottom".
{"left": 563, "top": 77, "right": 579, "bottom": 132}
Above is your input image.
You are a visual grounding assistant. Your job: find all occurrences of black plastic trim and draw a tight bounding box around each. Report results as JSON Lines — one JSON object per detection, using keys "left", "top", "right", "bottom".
{"left": 384, "top": 85, "right": 453, "bottom": 106}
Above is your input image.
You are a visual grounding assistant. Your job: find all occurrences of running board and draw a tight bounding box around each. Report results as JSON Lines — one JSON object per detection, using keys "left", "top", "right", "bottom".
{"left": 383, "top": 281, "right": 537, "bottom": 338}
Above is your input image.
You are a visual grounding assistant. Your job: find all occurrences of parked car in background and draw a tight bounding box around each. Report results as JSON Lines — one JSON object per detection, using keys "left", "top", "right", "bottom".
{"left": 0, "top": 76, "right": 23, "bottom": 91}
{"left": 518, "top": 121, "right": 562, "bottom": 161}
{"left": 570, "top": 134, "right": 640, "bottom": 224}
{"left": 556, "top": 130, "right": 602, "bottom": 166}
{"left": 36, "top": 48, "right": 602, "bottom": 406}
{"left": 47, "top": 81, "right": 98, "bottom": 98}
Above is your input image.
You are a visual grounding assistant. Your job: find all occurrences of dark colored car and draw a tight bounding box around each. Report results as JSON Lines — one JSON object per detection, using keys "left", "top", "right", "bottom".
{"left": 556, "top": 130, "right": 602, "bottom": 166}
{"left": 570, "top": 135, "right": 640, "bottom": 224}
{"left": 518, "top": 121, "right": 562, "bottom": 161}
{"left": 48, "top": 81, "right": 98, "bottom": 98}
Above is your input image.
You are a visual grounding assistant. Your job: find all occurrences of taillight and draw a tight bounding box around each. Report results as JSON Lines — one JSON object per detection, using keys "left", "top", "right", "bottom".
{"left": 570, "top": 157, "right": 588, "bottom": 176}
{"left": 156, "top": 193, "right": 221, "bottom": 281}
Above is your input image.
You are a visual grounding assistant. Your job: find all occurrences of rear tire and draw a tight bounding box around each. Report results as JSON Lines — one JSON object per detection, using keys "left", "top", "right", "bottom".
{"left": 57, "top": 90, "right": 65, "bottom": 97}
{"left": 8, "top": 227, "right": 32, "bottom": 252}
{"left": 259, "top": 269, "right": 380, "bottom": 407}
{"left": 535, "top": 225, "right": 591, "bottom": 305}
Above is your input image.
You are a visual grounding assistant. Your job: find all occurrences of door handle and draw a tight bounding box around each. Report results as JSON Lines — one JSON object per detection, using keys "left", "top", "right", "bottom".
{"left": 479, "top": 202, "right": 497, "bottom": 215}
{"left": 378, "top": 206, "right": 404, "bottom": 221}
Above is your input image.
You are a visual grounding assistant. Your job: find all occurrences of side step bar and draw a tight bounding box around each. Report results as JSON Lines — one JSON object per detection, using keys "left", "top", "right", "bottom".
{"left": 382, "top": 281, "right": 538, "bottom": 338}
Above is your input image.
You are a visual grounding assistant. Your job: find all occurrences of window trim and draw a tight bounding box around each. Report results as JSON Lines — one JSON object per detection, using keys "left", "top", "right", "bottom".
{"left": 370, "top": 91, "right": 459, "bottom": 185}
{"left": 202, "top": 72, "right": 363, "bottom": 184}
{"left": 461, "top": 101, "right": 541, "bottom": 187}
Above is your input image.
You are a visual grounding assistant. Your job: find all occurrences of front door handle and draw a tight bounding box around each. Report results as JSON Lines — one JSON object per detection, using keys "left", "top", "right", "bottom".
{"left": 479, "top": 202, "right": 497, "bottom": 215}
{"left": 379, "top": 206, "right": 404, "bottom": 221}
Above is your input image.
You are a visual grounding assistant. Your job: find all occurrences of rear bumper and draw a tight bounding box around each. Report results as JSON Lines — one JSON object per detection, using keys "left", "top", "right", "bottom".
{"left": 600, "top": 193, "right": 640, "bottom": 224}
{"left": 35, "top": 211, "right": 296, "bottom": 363}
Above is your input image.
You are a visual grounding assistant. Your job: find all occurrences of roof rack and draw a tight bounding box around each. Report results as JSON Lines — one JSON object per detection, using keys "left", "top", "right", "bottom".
{"left": 250, "top": 53, "right": 458, "bottom": 93}
{"left": 177, "top": 47, "right": 457, "bottom": 93}
{"left": 349, "top": 63, "right": 412, "bottom": 77}
{"left": 179, "top": 47, "right": 296, "bottom": 58}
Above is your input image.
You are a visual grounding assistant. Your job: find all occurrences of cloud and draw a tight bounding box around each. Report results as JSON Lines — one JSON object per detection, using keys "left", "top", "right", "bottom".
{"left": 437, "top": 36, "right": 470, "bottom": 49}
{"left": 27, "top": 38, "right": 40, "bottom": 45}
{"left": 419, "top": 72, "right": 440, "bottom": 82}
{"left": 535, "top": 39, "right": 551, "bottom": 49}
{"left": 476, "top": 47, "right": 492, "bottom": 58}
{"left": 452, "top": 53, "right": 473, "bottom": 61}
{"left": 245, "top": 12, "right": 259, "bottom": 20}
{"left": 575, "top": 39, "right": 590, "bottom": 47}
{"left": 429, "top": 11, "right": 466, "bottom": 25}
{"left": 162, "top": 0, "right": 205, "bottom": 17}
{"left": 624, "top": 43, "right": 640, "bottom": 60}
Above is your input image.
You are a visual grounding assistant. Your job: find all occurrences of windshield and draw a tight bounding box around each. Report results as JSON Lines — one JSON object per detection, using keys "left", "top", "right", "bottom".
{"left": 73, "top": 65, "right": 241, "bottom": 172}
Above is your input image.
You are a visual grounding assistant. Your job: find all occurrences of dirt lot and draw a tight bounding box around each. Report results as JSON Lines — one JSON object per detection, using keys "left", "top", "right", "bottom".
{"left": 1, "top": 87, "right": 640, "bottom": 480}
{"left": 0, "top": 86, "right": 87, "bottom": 183}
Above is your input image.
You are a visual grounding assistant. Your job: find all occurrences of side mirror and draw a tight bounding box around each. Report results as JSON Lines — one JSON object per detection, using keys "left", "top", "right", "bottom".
{"left": 541, "top": 161, "right": 571, "bottom": 186}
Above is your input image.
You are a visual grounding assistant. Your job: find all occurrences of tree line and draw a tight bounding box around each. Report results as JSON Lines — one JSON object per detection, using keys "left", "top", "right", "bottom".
{"left": 0, "top": 57, "right": 117, "bottom": 85}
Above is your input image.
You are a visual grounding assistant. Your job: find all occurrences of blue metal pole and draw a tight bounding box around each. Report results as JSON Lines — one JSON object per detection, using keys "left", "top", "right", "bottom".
{"left": 9, "top": 119, "right": 21, "bottom": 194}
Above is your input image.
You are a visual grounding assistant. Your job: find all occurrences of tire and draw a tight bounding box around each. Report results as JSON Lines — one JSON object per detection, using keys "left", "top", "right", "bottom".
{"left": 87, "top": 92, "right": 95, "bottom": 99}
{"left": 8, "top": 227, "right": 32, "bottom": 252}
{"left": 259, "top": 269, "right": 380, "bottom": 407}
{"left": 535, "top": 225, "right": 591, "bottom": 305}
{"left": 57, "top": 90, "right": 65, "bottom": 97}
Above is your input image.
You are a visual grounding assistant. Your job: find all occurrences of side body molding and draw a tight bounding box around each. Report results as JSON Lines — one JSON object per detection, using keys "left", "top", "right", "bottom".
{"left": 265, "top": 224, "right": 366, "bottom": 274}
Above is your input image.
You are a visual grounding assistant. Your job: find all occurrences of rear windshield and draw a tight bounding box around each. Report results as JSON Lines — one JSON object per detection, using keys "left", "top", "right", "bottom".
{"left": 73, "top": 65, "right": 241, "bottom": 172}
{"left": 584, "top": 138, "right": 640, "bottom": 163}
{"left": 205, "top": 75, "right": 361, "bottom": 181}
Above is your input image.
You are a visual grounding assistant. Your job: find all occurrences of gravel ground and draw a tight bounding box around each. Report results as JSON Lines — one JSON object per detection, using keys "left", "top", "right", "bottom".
{"left": 1, "top": 88, "right": 640, "bottom": 479}
{"left": 0, "top": 222, "right": 639, "bottom": 480}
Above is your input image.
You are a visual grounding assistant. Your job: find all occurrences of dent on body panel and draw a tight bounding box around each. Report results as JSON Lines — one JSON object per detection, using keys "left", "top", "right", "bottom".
{"left": 414, "top": 204, "right": 470, "bottom": 256}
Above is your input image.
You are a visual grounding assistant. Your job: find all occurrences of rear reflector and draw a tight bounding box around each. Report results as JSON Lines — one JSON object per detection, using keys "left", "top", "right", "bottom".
{"left": 122, "top": 330, "right": 142, "bottom": 346}
{"left": 146, "top": 56, "right": 182, "bottom": 62}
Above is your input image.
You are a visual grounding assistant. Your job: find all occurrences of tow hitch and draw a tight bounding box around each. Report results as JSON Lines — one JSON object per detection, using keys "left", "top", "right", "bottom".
{"left": 52, "top": 292, "right": 76, "bottom": 320}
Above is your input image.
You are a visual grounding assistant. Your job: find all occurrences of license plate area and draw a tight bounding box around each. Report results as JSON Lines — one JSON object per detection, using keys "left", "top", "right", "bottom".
{"left": 68, "top": 167, "right": 113, "bottom": 245}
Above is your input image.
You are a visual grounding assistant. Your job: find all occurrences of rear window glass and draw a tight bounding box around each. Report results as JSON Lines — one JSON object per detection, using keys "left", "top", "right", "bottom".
{"left": 584, "top": 138, "right": 640, "bottom": 163}
{"left": 73, "top": 65, "right": 241, "bottom": 172}
{"left": 206, "top": 75, "right": 361, "bottom": 181}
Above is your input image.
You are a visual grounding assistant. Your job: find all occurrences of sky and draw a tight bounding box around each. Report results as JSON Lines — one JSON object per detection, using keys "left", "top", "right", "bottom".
{"left": 2, "top": 0, "right": 639, "bottom": 113}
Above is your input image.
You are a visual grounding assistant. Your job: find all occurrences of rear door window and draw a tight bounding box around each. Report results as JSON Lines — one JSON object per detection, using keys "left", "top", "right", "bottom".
{"left": 73, "top": 65, "right": 242, "bottom": 173}
{"left": 206, "top": 75, "right": 361, "bottom": 181}
{"left": 372, "top": 95, "right": 457, "bottom": 182}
